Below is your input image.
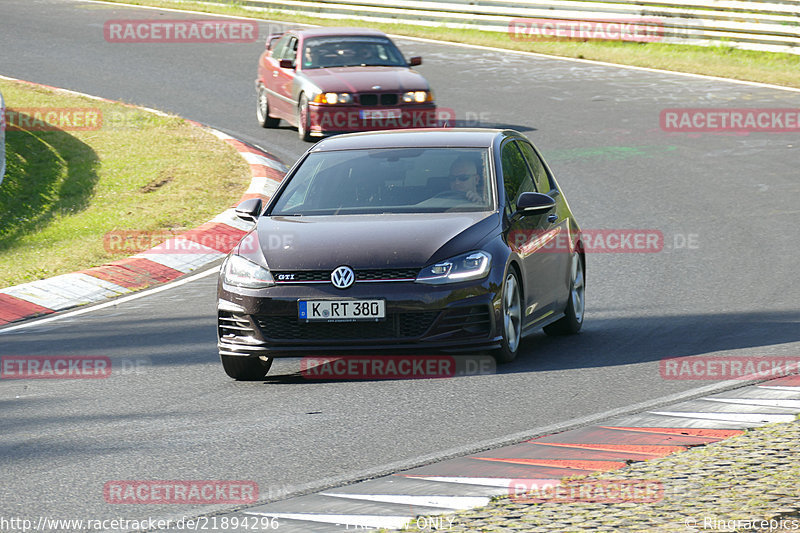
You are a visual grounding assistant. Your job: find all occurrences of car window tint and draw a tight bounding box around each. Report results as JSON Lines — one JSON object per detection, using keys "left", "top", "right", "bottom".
{"left": 271, "top": 34, "right": 291, "bottom": 59}
{"left": 302, "top": 36, "right": 407, "bottom": 69}
{"left": 500, "top": 141, "right": 536, "bottom": 213}
{"left": 270, "top": 148, "right": 493, "bottom": 215}
{"left": 279, "top": 36, "right": 298, "bottom": 63}
{"left": 516, "top": 141, "right": 551, "bottom": 193}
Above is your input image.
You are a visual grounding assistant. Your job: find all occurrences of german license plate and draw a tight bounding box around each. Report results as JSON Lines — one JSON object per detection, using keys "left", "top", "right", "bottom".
{"left": 299, "top": 300, "right": 386, "bottom": 322}
{"left": 360, "top": 109, "right": 401, "bottom": 120}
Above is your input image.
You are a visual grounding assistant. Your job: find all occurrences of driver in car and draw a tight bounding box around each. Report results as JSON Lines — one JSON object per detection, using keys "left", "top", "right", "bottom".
{"left": 448, "top": 156, "right": 482, "bottom": 203}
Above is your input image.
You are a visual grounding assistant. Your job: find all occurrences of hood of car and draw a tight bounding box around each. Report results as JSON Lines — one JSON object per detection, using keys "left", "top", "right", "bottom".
{"left": 301, "top": 67, "right": 429, "bottom": 93}
{"left": 252, "top": 212, "right": 498, "bottom": 270}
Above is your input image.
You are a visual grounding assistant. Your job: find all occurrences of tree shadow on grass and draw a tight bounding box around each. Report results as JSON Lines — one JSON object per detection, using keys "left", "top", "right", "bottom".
{"left": 0, "top": 114, "right": 100, "bottom": 250}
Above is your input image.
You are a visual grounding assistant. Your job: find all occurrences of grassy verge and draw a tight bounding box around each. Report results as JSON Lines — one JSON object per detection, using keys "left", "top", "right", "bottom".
{"left": 96, "top": 0, "right": 800, "bottom": 88}
{"left": 0, "top": 78, "right": 251, "bottom": 287}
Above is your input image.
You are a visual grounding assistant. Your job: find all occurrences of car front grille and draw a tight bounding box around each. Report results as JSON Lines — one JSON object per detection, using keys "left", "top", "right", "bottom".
{"left": 255, "top": 311, "right": 439, "bottom": 341}
{"left": 358, "top": 93, "right": 399, "bottom": 106}
{"left": 272, "top": 268, "right": 418, "bottom": 284}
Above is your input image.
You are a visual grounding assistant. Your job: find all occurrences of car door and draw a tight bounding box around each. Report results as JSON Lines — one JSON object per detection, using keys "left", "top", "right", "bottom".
{"left": 500, "top": 140, "right": 560, "bottom": 325}
{"left": 517, "top": 140, "right": 572, "bottom": 311}
{"left": 264, "top": 34, "right": 298, "bottom": 120}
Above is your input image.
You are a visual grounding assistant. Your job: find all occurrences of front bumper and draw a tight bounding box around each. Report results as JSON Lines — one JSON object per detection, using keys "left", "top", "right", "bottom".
{"left": 217, "top": 279, "right": 502, "bottom": 357}
{"left": 308, "top": 104, "right": 439, "bottom": 136}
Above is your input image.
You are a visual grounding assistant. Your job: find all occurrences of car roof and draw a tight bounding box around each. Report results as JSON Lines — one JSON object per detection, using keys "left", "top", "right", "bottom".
{"left": 291, "top": 27, "right": 390, "bottom": 39}
{"left": 310, "top": 129, "right": 519, "bottom": 151}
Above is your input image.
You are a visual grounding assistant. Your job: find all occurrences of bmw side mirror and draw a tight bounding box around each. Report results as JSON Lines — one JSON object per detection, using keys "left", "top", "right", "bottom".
{"left": 408, "top": 56, "right": 422, "bottom": 66}
{"left": 515, "top": 192, "right": 556, "bottom": 216}
{"left": 279, "top": 58, "right": 295, "bottom": 69}
{"left": 266, "top": 34, "right": 281, "bottom": 50}
{"left": 235, "top": 198, "right": 263, "bottom": 222}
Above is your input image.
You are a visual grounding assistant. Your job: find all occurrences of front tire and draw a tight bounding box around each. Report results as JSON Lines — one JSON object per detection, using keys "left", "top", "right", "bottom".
{"left": 256, "top": 84, "right": 280, "bottom": 128}
{"left": 544, "top": 253, "right": 585, "bottom": 336}
{"left": 297, "top": 94, "right": 312, "bottom": 142}
{"left": 493, "top": 269, "right": 522, "bottom": 363}
{"left": 220, "top": 354, "right": 273, "bottom": 381}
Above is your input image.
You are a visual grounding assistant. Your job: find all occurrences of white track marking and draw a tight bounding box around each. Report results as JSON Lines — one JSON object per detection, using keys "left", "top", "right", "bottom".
{"left": 244, "top": 512, "right": 412, "bottom": 529}
{"left": 0, "top": 267, "right": 219, "bottom": 333}
{"left": 320, "top": 492, "right": 490, "bottom": 509}
{"left": 648, "top": 411, "right": 796, "bottom": 423}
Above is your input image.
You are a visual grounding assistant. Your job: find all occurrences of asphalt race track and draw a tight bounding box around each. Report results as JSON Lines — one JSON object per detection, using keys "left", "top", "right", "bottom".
{"left": 1, "top": 0, "right": 799, "bottom": 527}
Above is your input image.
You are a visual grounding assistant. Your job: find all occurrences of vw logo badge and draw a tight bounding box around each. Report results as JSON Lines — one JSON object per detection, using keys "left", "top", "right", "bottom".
{"left": 331, "top": 266, "right": 355, "bottom": 289}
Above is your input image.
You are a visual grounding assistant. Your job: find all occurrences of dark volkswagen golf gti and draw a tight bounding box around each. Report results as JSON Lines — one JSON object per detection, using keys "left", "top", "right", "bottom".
{"left": 217, "top": 129, "right": 585, "bottom": 380}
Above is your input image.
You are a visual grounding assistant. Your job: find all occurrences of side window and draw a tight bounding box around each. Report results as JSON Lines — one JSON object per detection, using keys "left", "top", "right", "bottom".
{"left": 283, "top": 37, "right": 299, "bottom": 64}
{"left": 517, "top": 141, "right": 552, "bottom": 194}
{"left": 270, "top": 34, "right": 290, "bottom": 59}
{"left": 500, "top": 141, "right": 536, "bottom": 214}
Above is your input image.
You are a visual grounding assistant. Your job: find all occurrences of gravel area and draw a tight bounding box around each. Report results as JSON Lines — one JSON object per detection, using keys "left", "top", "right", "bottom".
{"left": 396, "top": 419, "right": 800, "bottom": 532}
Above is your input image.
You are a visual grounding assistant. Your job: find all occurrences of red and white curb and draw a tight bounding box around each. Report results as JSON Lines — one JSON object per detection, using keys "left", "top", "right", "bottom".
{"left": 216, "top": 374, "right": 800, "bottom": 532}
{"left": 0, "top": 76, "right": 286, "bottom": 326}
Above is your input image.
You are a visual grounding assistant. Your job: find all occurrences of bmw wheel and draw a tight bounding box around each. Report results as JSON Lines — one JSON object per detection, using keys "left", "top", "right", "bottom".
{"left": 297, "top": 94, "right": 312, "bottom": 142}
{"left": 256, "top": 84, "right": 280, "bottom": 128}
{"left": 544, "top": 253, "right": 585, "bottom": 336}
{"left": 220, "top": 354, "right": 273, "bottom": 381}
{"left": 493, "top": 268, "right": 522, "bottom": 363}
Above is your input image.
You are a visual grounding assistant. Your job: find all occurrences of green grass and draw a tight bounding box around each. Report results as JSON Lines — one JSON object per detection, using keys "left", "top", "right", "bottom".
{"left": 96, "top": 0, "right": 800, "bottom": 88}
{"left": 0, "top": 79, "right": 252, "bottom": 287}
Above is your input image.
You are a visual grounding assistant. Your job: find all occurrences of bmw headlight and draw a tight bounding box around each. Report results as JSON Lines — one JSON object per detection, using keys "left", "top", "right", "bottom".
{"left": 416, "top": 251, "right": 492, "bottom": 285}
{"left": 223, "top": 255, "right": 275, "bottom": 289}
{"left": 314, "top": 92, "right": 353, "bottom": 104}
{"left": 402, "top": 90, "right": 432, "bottom": 103}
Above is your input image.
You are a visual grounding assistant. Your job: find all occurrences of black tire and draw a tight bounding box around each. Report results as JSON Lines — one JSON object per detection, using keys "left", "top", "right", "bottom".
{"left": 220, "top": 354, "right": 273, "bottom": 381}
{"left": 296, "top": 94, "right": 312, "bottom": 142}
{"left": 544, "top": 253, "right": 585, "bottom": 336}
{"left": 256, "top": 84, "right": 280, "bottom": 128}
{"left": 493, "top": 268, "right": 522, "bottom": 364}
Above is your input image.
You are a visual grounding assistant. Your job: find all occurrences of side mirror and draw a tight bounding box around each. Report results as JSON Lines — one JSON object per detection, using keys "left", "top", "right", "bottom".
{"left": 266, "top": 34, "right": 281, "bottom": 50}
{"left": 408, "top": 56, "right": 422, "bottom": 66}
{"left": 279, "top": 58, "right": 295, "bottom": 69}
{"left": 235, "top": 198, "right": 263, "bottom": 222}
{"left": 515, "top": 192, "right": 556, "bottom": 216}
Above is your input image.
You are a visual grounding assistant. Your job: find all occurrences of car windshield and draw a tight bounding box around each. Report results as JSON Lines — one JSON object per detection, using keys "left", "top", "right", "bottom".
{"left": 302, "top": 36, "right": 408, "bottom": 69}
{"left": 270, "top": 148, "right": 494, "bottom": 215}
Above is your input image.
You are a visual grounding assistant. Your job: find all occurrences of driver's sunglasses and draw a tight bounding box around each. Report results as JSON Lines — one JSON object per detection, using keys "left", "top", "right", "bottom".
{"left": 451, "top": 173, "right": 477, "bottom": 182}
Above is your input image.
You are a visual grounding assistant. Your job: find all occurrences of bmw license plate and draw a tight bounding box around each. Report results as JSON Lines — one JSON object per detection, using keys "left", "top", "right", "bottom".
{"left": 359, "top": 109, "right": 401, "bottom": 120}
{"left": 299, "top": 300, "right": 386, "bottom": 322}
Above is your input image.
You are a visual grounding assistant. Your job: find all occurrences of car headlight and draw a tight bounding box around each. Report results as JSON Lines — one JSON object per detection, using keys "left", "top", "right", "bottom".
{"left": 223, "top": 255, "right": 275, "bottom": 289}
{"left": 314, "top": 92, "right": 353, "bottom": 104}
{"left": 402, "top": 90, "right": 432, "bottom": 103}
{"left": 416, "top": 251, "right": 492, "bottom": 285}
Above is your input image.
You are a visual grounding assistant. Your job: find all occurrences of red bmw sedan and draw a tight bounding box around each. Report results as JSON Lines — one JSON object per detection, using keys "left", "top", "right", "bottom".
{"left": 255, "top": 28, "right": 438, "bottom": 141}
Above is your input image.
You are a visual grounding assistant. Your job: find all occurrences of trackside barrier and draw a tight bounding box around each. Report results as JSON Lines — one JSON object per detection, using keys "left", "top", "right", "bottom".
{"left": 210, "top": 0, "right": 800, "bottom": 54}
